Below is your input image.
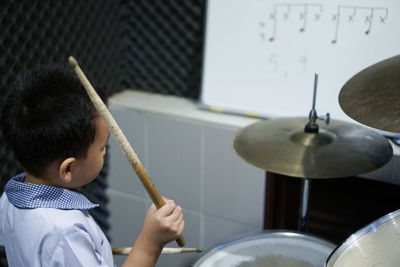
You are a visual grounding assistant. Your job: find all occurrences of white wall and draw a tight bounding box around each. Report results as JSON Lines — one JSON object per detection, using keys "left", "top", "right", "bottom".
{"left": 106, "top": 91, "right": 265, "bottom": 266}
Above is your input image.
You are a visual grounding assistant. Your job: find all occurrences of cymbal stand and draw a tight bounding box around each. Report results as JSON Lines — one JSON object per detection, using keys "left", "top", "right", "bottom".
{"left": 299, "top": 178, "right": 311, "bottom": 231}
{"left": 299, "top": 73, "right": 330, "bottom": 232}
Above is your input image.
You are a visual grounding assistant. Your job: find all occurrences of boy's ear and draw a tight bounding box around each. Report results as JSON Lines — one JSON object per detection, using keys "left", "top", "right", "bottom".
{"left": 59, "top": 157, "right": 76, "bottom": 184}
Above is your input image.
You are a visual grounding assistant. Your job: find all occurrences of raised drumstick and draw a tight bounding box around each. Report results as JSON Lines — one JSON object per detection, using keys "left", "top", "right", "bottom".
{"left": 68, "top": 56, "right": 186, "bottom": 247}
{"left": 112, "top": 247, "right": 202, "bottom": 255}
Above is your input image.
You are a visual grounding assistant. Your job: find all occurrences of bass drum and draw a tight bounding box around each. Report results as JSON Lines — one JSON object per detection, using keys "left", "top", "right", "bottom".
{"left": 193, "top": 231, "right": 335, "bottom": 267}
{"left": 326, "top": 209, "right": 400, "bottom": 267}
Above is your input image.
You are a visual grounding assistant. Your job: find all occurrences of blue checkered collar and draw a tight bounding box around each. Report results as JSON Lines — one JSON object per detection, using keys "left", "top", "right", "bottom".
{"left": 5, "top": 173, "right": 99, "bottom": 210}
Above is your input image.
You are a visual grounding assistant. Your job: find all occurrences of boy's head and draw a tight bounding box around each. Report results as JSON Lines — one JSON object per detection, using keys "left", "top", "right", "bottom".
{"left": 1, "top": 65, "right": 108, "bottom": 185}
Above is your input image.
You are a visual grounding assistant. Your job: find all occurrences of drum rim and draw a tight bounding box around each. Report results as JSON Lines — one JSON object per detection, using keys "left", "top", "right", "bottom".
{"left": 325, "top": 208, "right": 400, "bottom": 266}
{"left": 194, "top": 230, "right": 336, "bottom": 266}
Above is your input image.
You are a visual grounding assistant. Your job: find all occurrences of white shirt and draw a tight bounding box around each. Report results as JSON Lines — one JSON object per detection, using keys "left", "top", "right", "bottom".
{"left": 0, "top": 173, "right": 114, "bottom": 267}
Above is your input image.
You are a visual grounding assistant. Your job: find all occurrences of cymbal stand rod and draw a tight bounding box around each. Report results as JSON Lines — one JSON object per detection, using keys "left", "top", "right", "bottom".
{"left": 310, "top": 73, "right": 319, "bottom": 123}
{"left": 299, "top": 178, "right": 311, "bottom": 232}
{"left": 305, "top": 74, "right": 319, "bottom": 133}
{"left": 305, "top": 73, "right": 330, "bottom": 133}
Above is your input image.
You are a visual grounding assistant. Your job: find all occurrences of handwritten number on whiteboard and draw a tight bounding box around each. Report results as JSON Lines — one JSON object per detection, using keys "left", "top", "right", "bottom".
{"left": 268, "top": 55, "right": 308, "bottom": 76}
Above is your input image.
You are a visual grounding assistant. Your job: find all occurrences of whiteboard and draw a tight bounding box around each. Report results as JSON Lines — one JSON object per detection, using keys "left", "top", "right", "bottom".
{"left": 200, "top": 0, "right": 400, "bottom": 123}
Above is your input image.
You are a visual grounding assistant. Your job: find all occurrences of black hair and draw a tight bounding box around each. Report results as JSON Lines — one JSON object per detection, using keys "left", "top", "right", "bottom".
{"left": 1, "top": 65, "right": 108, "bottom": 177}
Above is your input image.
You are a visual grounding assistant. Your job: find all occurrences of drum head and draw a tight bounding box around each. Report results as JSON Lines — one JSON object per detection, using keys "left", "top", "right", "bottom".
{"left": 326, "top": 209, "right": 400, "bottom": 267}
{"left": 194, "top": 231, "right": 335, "bottom": 267}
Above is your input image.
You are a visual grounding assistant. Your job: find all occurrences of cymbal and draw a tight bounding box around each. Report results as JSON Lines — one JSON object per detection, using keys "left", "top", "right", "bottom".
{"left": 339, "top": 55, "right": 400, "bottom": 133}
{"left": 233, "top": 117, "right": 392, "bottom": 178}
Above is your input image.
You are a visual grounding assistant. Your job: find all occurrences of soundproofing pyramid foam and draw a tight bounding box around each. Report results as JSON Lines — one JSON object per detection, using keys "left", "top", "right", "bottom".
{"left": 0, "top": 1, "right": 205, "bottom": 265}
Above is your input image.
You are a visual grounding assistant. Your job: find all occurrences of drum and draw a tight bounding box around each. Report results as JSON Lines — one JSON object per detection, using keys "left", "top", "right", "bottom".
{"left": 193, "top": 231, "right": 335, "bottom": 267}
{"left": 325, "top": 209, "right": 400, "bottom": 267}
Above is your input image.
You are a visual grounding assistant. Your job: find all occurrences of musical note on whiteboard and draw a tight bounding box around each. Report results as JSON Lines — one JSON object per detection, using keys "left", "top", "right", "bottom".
{"left": 260, "top": 3, "right": 389, "bottom": 44}
{"left": 331, "top": 6, "right": 389, "bottom": 44}
{"left": 265, "top": 3, "right": 323, "bottom": 42}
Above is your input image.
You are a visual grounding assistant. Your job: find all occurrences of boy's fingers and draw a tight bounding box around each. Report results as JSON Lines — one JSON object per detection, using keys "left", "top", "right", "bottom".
{"left": 168, "top": 205, "right": 183, "bottom": 222}
{"left": 158, "top": 200, "right": 176, "bottom": 216}
{"left": 177, "top": 218, "right": 185, "bottom": 234}
{"left": 175, "top": 212, "right": 184, "bottom": 226}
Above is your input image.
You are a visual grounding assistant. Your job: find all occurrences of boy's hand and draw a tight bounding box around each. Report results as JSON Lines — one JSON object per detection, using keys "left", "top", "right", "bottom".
{"left": 123, "top": 198, "right": 185, "bottom": 267}
{"left": 142, "top": 197, "right": 185, "bottom": 248}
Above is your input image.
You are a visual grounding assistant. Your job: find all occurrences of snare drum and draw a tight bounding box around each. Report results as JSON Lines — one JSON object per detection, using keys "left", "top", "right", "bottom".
{"left": 193, "top": 231, "right": 335, "bottom": 267}
{"left": 326, "top": 209, "right": 400, "bottom": 267}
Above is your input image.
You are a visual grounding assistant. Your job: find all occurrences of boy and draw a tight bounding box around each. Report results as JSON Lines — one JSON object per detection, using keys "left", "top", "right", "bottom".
{"left": 0, "top": 65, "right": 184, "bottom": 266}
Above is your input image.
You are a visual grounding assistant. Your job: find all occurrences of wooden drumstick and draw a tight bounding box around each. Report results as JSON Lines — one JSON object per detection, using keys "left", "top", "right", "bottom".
{"left": 112, "top": 247, "right": 202, "bottom": 255}
{"left": 68, "top": 56, "right": 186, "bottom": 247}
